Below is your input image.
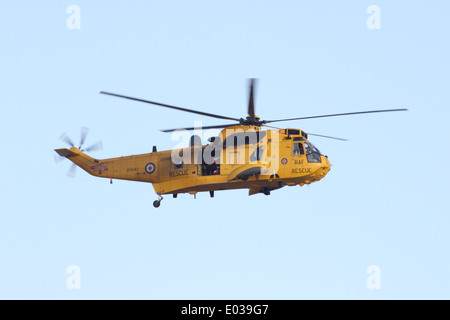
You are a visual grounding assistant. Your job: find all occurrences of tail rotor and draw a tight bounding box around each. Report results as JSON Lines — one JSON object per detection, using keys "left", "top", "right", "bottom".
{"left": 56, "top": 127, "right": 103, "bottom": 177}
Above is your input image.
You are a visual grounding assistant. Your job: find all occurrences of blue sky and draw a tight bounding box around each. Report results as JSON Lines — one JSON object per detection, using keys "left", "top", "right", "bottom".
{"left": 0, "top": 1, "right": 449, "bottom": 299}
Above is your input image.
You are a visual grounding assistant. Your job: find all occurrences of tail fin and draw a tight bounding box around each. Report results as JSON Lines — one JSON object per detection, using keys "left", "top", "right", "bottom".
{"left": 55, "top": 147, "right": 105, "bottom": 177}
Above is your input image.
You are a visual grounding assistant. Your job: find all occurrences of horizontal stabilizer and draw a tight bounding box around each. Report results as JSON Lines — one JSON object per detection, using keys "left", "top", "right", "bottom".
{"left": 54, "top": 148, "right": 77, "bottom": 158}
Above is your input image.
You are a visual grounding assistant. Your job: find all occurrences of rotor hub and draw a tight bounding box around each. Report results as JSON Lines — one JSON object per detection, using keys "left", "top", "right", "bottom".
{"left": 240, "top": 115, "right": 266, "bottom": 126}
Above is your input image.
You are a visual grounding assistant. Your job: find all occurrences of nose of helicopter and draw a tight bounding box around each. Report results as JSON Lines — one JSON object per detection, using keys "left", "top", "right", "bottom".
{"left": 317, "top": 156, "right": 331, "bottom": 179}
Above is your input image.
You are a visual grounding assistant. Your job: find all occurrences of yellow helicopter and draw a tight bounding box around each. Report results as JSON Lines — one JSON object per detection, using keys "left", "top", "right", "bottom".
{"left": 55, "top": 79, "right": 406, "bottom": 208}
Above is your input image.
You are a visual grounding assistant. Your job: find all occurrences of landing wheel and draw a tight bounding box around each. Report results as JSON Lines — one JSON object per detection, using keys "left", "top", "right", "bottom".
{"left": 263, "top": 189, "right": 271, "bottom": 196}
{"left": 153, "top": 195, "right": 163, "bottom": 208}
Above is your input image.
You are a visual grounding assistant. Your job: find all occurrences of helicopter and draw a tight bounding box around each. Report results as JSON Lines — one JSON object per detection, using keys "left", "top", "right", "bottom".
{"left": 54, "top": 79, "right": 407, "bottom": 208}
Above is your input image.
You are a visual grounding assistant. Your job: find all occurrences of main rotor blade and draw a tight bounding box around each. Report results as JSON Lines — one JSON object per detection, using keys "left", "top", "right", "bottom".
{"left": 161, "top": 123, "right": 240, "bottom": 133}
{"left": 60, "top": 133, "right": 75, "bottom": 147}
{"left": 306, "top": 133, "right": 349, "bottom": 141}
{"left": 79, "top": 127, "right": 89, "bottom": 149}
{"left": 248, "top": 78, "right": 256, "bottom": 120}
{"left": 262, "top": 124, "right": 282, "bottom": 130}
{"left": 100, "top": 91, "right": 240, "bottom": 122}
{"left": 265, "top": 108, "right": 408, "bottom": 123}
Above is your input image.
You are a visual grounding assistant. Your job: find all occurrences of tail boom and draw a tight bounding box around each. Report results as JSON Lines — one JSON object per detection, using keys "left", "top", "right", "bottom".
{"left": 54, "top": 147, "right": 157, "bottom": 183}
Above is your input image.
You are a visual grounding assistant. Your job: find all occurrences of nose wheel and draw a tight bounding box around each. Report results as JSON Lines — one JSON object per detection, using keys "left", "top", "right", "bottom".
{"left": 153, "top": 195, "right": 163, "bottom": 208}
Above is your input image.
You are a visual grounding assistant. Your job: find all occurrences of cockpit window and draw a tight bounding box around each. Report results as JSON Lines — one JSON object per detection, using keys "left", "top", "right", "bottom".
{"left": 304, "top": 142, "right": 321, "bottom": 163}
{"left": 310, "top": 143, "right": 321, "bottom": 154}
{"left": 304, "top": 142, "right": 312, "bottom": 154}
{"left": 304, "top": 142, "right": 320, "bottom": 154}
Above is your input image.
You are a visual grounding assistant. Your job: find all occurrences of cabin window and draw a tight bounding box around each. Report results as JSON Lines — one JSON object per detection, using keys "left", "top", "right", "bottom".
{"left": 200, "top": 159, "right": 220, "bottom": 176}
{"left": 250, "top": 146, "right": 264, "bottom": 162}
{"left": 174, "top": 159, "right": 183, "bottom": 169}
{"left": 293, "top": 142, "right": 304, "bottom": 156}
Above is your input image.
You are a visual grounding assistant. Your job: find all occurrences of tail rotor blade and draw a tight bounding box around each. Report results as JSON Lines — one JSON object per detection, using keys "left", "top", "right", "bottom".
{"left": 83, "top": 141, "right": 103, "bottom": 152}
{"left": 79, "top": 127, "right": 89, "bottom": 149}
{"left": 67, "top": 163, "right": 77, "bottom": 177}
{"left": 58, "top": 128, "right": 102, "bottom": 178}
{"left": 54, "top": 154, "right": 65, "bottom": 163}
{"left": 60, "top": 133, "right": 75, "bottom": 147}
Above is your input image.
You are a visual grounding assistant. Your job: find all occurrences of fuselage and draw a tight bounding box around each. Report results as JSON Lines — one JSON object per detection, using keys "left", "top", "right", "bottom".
{"left": 55, "top": 126, "right": 331, "bottom": 196}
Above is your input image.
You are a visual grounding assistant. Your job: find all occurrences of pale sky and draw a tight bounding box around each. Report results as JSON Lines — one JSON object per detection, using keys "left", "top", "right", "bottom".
{"left": 0, "top": 1, "right": 449, "bottom": 299}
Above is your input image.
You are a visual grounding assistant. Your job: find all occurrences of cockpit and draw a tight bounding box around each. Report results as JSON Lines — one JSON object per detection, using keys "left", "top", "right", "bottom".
{"left": 293, "top": 139, "right": 322, "bottom": 163}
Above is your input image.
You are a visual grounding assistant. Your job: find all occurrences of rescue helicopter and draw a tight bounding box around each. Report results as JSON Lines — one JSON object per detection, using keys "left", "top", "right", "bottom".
{"left": 54, "top": 79, "right": 406, "bottom": 208}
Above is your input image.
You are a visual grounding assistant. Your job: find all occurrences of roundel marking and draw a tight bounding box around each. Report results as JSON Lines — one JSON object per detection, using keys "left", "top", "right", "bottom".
{"left": 281, "top": 158, "right": 288, "bottom": 165}
{"left": 145, "top": 162, "right": 156, "bottom": 174}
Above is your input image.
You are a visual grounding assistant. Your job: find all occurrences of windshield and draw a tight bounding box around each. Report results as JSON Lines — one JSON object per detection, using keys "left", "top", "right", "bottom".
{"left": 306, "top": 142, "right": 320, "bottom": 154}
{"left": 304, "top": 142, "right": 321, "bottom": 163}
